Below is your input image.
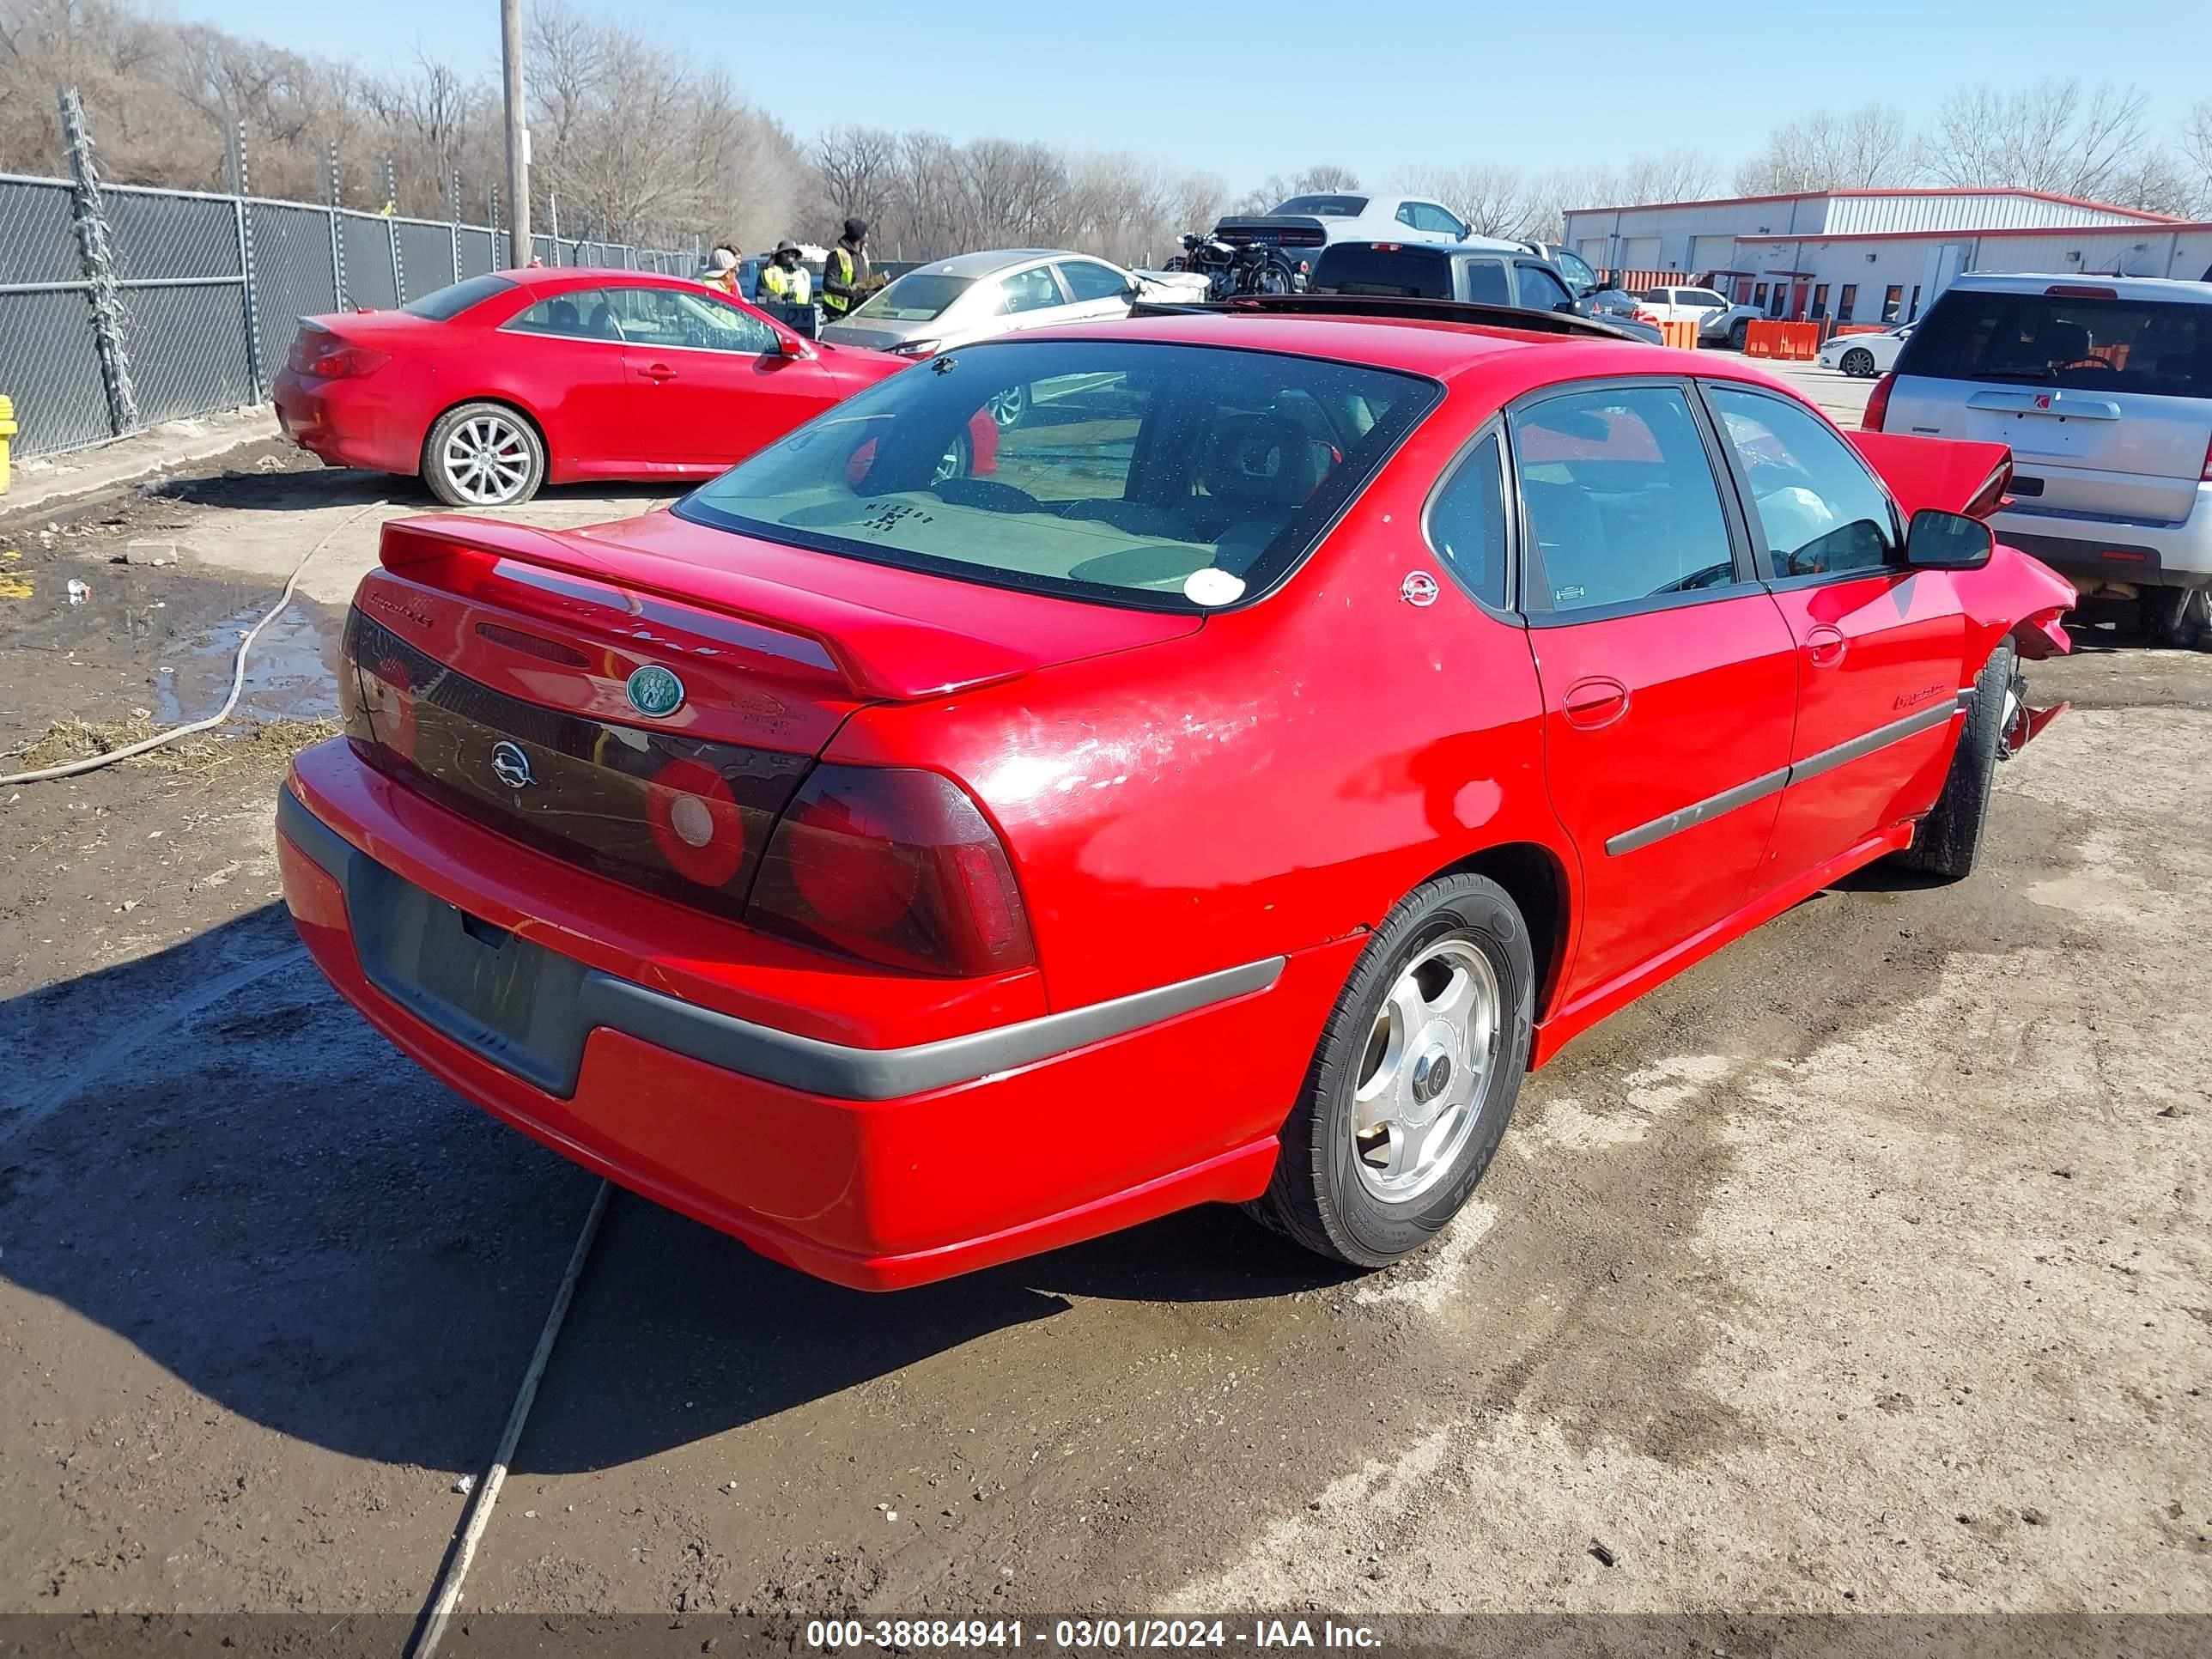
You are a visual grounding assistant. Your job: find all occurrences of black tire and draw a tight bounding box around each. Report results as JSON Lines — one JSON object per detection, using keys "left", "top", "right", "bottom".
{"left": 1893, "top": 642, "right": 2018, "bottom": 881}
{"left": 1249, "top": 874, "right": 1535, "bottom": 1268}
{"left": 1729, "top": 318, "right": 1751, "bottom": 351}
{"left": 2139, "top": 586, "right": 2206, "bottom": 650}
{"left": 1841, "top": 347, "right": 1875, "bottom": 377}
{"left": 422, "top": 401, "right": 547, "bottom": 508}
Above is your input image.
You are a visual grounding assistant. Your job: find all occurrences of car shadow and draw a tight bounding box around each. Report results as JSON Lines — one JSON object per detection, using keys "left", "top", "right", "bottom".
{"left": 0, "top": 905, "right": 1340, "bottom": 1478}
{"left": 151, "top": 465, "right": 678, "bottom": 515}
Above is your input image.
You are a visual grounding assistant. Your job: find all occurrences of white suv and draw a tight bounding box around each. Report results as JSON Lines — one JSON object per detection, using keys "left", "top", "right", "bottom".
{"left": 1873, "top": 273, "right": 2212, "bottom": 645}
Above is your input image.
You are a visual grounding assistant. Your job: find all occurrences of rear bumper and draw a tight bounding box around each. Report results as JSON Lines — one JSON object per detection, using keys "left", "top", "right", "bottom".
{"left": 276, "top": 742, "right": 1354, "bottom": 1289}
{"left": 1992, "top": 484, "right": 2212, "bottom": 587}
{"left": 272, "top": 369, "right": 420, "bottom": 477}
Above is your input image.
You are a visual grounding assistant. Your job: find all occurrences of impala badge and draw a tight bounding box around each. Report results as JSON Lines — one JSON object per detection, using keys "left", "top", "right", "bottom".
{"left": 627, "top": 664, "right": 685, "bottom": 717}
{"left": 490, "top": 741, "right": 534, "bottom": 792}
{"left": 1401, "top": 571, "right": 1440, "bottom": 607}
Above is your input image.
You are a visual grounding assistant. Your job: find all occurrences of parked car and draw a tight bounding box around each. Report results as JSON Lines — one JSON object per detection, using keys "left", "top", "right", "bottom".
{"left": 1310, "top": 241, "right": 1661, "bottom": 342}
{"left": 1581, "top": 285, "right": 1666, "bottom": 343}
{"left": 274, "top": 269, "right": 915, "bottom": 508}
{"left": 279, "top": 307, "right": 2073, "bottom": 1290}
{"left": 1518, "top": 240, "right": 1607, "bottom": 301}
{"left": 818, "top": 249, "right": 1149, "bottom": 379}
{"left": 1819, "top": 322, "right": 1915, "bottom": 378}
{"left": 1873, "top": 273, "right": 2212, "bottom": 645}
{"left": 1212, "top": 193, "right": 1479, "bottom": 274}
{"left": 1638, "top": 283, "right": 1765, "bottom": 349}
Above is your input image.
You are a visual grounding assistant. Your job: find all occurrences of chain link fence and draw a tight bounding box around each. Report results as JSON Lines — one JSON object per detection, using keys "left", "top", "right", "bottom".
{"left": 2, "top": 125, "right": 695, "bottom": 461}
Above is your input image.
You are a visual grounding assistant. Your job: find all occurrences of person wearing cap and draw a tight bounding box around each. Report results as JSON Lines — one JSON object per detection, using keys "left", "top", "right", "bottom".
{"left": 821, "top": 218, "right": 880, "bottom": 321}
{"left": 758, "top": 240, "right": 812, "bottom": 305}
{"left": 704, "top": 245, "right": 743, "bottom": 296}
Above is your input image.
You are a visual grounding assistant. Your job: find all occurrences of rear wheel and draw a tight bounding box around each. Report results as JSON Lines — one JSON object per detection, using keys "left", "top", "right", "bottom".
{"left": 1841, "top": 346, "right": 1876, "bottom": 377}
{"left": 2139, "top": 585, "right": 2207, "bottom": 650}
{"left": 1893, "top": 642, "right": 2018, "bottom": 881}
{"left": 1249, "top": 874, "right": 1534, "bottom": 1269}
{"left": 1729, "top": 318, "right": 1751, "bottom": 351}
{"left": 932, "top": 431, "right": 973, "bottom": 484}
{"left": 984, "top": 386, "right": 1026, "bottom": 430}
{"left": 423, "top": 402, "right": 545, "bottom": 507}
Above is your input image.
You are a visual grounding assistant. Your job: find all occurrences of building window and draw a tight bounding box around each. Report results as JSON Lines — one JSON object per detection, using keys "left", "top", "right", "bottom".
{"left": 1810, "top": 283, "right": 1830, "bottom": 320}
{"left": 1838, "top": 284, "right": 1857, "bottom": 322}
{"left": 1881, "top": 284, "right": 1904, "bottom": 324}
{"left": 1908, "top": 284, "right": 1923, "bottom": 321}
{"left": 1753, "top": 282, "right": 1769, "bottom": 306}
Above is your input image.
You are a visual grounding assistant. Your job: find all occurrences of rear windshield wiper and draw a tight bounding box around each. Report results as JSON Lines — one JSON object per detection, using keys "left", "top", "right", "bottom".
{"left": 1973, "top": 367, "right": 2058, "bottom": 381}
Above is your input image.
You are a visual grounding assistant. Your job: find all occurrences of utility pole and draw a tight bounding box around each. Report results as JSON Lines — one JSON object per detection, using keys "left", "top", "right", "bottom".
{"left": 500, "top": 0, "right": 531, "bottom": 259}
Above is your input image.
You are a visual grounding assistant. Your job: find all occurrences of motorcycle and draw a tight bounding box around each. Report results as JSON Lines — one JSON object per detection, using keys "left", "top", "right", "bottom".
{"left": 1173, "top": 233, "right": 1303, "bottom": 301}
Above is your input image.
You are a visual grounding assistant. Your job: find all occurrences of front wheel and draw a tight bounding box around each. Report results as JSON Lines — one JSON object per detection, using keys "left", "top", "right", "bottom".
{"left": 1841, "top": 346, "right": 1876, "bottom": 377}
{"left": 423, "top": 402, "right": 545, "bottom": 507}
{"left": 1893, "top": 642, "right": 2018, "bottom": 881}
{"left": 1728, "top": 318, "right": 1751, "bottom": 351}
{"left": 1249, "top": 874, "right": 1534, "bottom": 1269}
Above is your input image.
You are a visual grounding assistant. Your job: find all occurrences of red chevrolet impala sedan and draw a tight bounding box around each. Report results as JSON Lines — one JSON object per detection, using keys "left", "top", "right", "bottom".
{"left": 272, "top": 269, "right": 979, "bottom": 507}
{"left": 276, "top": 301, "right": 2075, "bottom": 1290}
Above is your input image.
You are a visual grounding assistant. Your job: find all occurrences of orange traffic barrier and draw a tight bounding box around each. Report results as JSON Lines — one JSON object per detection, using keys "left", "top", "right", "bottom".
{"left": 1779, "top": 321, "right": 1820, "bottom": 361}
{"left": 1743, "top": 320, "right": 1778, "bottom": 357}
{"left": 1659, "top": 319, "right": 1698, "bottom": 350}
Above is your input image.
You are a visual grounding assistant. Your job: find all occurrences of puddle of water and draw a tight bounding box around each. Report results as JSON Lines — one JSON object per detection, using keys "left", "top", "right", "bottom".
{"left": 155, "top": 605, "right": 339, "bottom": 726}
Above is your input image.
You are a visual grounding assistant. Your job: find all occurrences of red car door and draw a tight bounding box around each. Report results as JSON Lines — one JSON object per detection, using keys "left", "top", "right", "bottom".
{"left": 493, "top": 289, "right": 641, "bottom": 475}
{"left": 1700, "top": 382, "right": 1970, "bottom": 883}
{"left": 602, "top": 284, "right": 852, "bottom": 470}
{"left": 1510, "top": 381, "right": 1801, "bottom": 1010}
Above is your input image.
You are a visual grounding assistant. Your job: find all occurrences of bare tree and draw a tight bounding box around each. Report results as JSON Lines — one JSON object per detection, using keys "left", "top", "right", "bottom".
{"left": 1927, "top": 78, "right": 2154, "bottom": 201}
{"left": 2179, "top": 98, "right": 2212, "bottom": 215}
{"left": 1734, "top": 101, "right": 1920, "bottom": 194}
{"left": 812, "top": 125, "right": 895, "bottom": 224}
{"left": 1293, "top": 163, "right": 1359, "bottom": 193}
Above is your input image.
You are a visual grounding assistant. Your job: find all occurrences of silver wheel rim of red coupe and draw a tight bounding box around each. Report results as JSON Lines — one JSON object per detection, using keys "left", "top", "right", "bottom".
{"left": 442, "top": 413, "right": 533, "bottom": 504}
{"left": 1352, "top": 939, "right": 1500, "bottom": 1201}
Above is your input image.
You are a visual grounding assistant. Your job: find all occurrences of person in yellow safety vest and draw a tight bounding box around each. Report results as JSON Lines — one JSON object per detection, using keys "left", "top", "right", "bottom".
{"left": 758, "top": 241, "right": 811, "bottom": 306}
{"left": 821, "top": 217, "right": 882, "bottom": 321}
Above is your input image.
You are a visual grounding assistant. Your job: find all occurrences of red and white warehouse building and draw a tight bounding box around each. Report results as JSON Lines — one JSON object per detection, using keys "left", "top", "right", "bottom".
{"left": 1563, "top": 187, "right": 2212, "bottom": 328}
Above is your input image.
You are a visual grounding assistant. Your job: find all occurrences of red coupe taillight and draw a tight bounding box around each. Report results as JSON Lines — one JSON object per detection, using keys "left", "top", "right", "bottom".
{"left": 1863, "top": 370, "right": 1895, "bottom": 432}
{"left": 290, "top": 328, "right": 388, "bottom": 379}
{"left": 747, "top": 765, "right": 1036, "bottom": 978}
{"left": 2201, "top": 434, "right": 2212, "bottom": 482}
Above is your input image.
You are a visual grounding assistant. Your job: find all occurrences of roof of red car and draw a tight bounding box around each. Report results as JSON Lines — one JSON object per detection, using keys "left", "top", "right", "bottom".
{"left": 1029, "top": 309, "right": 1797, "bottom": 400}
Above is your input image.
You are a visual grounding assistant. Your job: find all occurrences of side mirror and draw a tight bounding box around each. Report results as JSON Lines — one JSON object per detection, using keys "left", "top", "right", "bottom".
{"left": 1905, "top": 508, "right": 1994, "bottom": 570}
{"left": 776, "top": 333, "right": 813, "bottom": 361}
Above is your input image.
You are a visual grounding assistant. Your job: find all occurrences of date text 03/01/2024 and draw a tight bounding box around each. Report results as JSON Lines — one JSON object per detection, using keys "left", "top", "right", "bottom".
{"left": 804, "top": 1619, "right": 1385, "bottom": 1650}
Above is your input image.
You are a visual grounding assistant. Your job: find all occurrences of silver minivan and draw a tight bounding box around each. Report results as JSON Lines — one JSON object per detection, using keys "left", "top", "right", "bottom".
{"left": 1875, "top": 273, "right": 2212, "bottom": 644}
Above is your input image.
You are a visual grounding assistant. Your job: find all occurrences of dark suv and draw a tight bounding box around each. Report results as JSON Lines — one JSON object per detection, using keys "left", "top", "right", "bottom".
{"left": 1310, "top": 242, "right": 1658, "bottom": 341}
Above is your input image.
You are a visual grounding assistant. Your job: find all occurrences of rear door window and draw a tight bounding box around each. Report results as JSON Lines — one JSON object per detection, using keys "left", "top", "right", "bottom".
{"left": 1510, "top": 385, "right": 1740, "bottom": 613}
{"left": 1705, "top": 385, "right": 1899, "bottom": 578}
{"left": 1425, "top": 433, "right": 1510, "bottom": 607}
{"left": 1460, "top": 258, "right": 1510, "bottom": 305}
{"left": 996, "top": 266, "right": 1066, "bottom": 314}
{"left": 1899, "top": 288, "right": 2212, "bottom": 398}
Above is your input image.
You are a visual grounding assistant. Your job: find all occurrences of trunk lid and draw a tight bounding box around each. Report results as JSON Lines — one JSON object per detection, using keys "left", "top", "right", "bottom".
{"left": 343, "top": 513, "right": 1200, "bottom": 917}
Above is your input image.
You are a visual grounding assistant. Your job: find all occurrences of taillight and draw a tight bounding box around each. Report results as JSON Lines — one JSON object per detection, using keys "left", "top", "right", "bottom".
{"left": 747, "top": 765, "right": 1035, "bottom": 978}
{"left": 309, "top": 344, "right": 389, "bottom": 379}
{"left": 890, "top": 339, "right": 940, "bottom": 359}
{"left": 1863, "top": 371, "right": 1894, "bottom": 432}
{"left": 2201, "top": 434, "right": 2211, "bottom": 482}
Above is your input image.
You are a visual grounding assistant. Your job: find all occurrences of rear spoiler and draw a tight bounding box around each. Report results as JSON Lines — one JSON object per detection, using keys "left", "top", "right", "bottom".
{"left": 1848, "top": 431, "right": 2014, "bottom": 520}
{"left": 379, "top": 515, "right": 1033, "bottom": 702}
{"left": 1212, "top": 215, "right": 1331, "bottom": 238}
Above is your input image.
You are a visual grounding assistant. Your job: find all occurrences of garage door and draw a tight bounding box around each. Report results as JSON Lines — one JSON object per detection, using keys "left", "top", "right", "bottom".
{"left": 1622, "top": 237, "right": 1662, "bottom": 267}
{"left": 1690, "top": 236, "right": 1735, "bottom": 273}
{"left": 1577, "top": 238, "right": 1607, "bottom": 266}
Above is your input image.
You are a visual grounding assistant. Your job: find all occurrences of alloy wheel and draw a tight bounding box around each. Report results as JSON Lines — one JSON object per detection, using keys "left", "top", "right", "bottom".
{"left": 1351, "top": 938, "right": 1501, "bottom": 1202}
{"left": 986, "top": 386, "right": 1026, "bottom": 429}
{"left": 441, "top": 413, "right": 533, "bottom": 505}
{"left": 1843, "top": 348, "right": 1875, "bottom": 377}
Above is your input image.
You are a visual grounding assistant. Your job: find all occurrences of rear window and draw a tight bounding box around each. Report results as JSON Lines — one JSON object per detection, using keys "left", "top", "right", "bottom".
{"left": 400, "top": 273, "right": 516, "bottom": 321}
{"left": 1312, "top": 246, "right": 1454, "bottom": 298}
{"left": 677, "top": 339, "right": 1441, "bottom": 613}
{"left": 852, "top": 272, "right": 974, "bottom": 323}
{"left": 1272, "top": 194, "right": 1369, "bottom": 217}
{"left": 1900, "top": 288, "right": 2212, "bottom": 398}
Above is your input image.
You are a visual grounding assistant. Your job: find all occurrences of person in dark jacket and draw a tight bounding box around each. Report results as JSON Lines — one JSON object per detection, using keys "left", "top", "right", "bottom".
{"left": 821, "top": 218, "right": 880, "bottom": 321}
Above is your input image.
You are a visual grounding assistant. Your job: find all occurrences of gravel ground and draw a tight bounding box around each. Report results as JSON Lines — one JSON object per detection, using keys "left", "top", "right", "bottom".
{"left": 1, "top": 428, "right": 2207, "bottom": 1637}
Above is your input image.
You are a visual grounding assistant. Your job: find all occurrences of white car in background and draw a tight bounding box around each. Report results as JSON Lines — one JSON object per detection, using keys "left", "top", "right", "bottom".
{"left": 1819, "top": 321, "right": 1915, "bottom": 378}
{"left": 1636, "top": 283, "right": 1766, "bottom": 349}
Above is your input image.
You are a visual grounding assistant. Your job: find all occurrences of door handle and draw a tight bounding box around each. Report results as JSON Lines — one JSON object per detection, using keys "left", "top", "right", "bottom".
{"left": 1805, "top": 625, "right": 1846, "bottom": 667}
{"left": 1562, "top": 677, "right": 1630, "bottom": 730}
{"left": 638, "top": 362, "right": 678, "bottom": 383}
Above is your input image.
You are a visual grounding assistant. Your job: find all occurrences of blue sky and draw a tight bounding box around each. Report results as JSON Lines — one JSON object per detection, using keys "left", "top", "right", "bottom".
{"left": 194, "top": 0, "right": 2208, "bottom": 192}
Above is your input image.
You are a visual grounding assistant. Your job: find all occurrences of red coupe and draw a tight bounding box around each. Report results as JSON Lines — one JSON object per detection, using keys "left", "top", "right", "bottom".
{"left": 272, "top": 268, "right": 987, "bottom": 507}
{"left": 276, "top": 300, "right": 2075, "bottom": 1290}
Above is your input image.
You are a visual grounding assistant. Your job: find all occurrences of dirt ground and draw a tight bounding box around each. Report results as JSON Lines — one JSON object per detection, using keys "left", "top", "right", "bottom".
{"left": 2, "top": 420, "right": 2209, "bottom": 1639}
